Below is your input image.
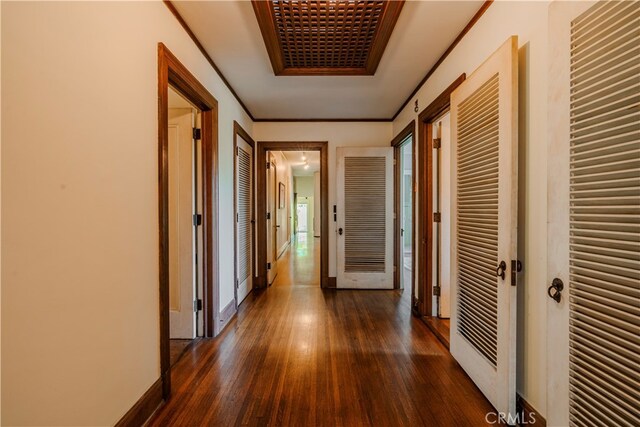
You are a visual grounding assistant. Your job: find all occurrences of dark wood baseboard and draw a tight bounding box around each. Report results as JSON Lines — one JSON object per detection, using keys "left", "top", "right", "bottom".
{"left": 219, "top": 298, "right": 237, "bottom": 333}
{"left": 115, "top": 378, "right": 163, "bottom": 427}
{"left": 516, "top": 394, "right": 546, "bottom": 427}
{"left": 422, "top": 316, "right": 450, "bottom": 349}
{"left": 327, "top": 276, "right": 337, "bottom": 288}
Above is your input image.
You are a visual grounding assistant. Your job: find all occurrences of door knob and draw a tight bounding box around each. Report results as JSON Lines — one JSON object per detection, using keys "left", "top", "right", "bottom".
{"left": 496, "top": 261, "right": 507, "bottom": 280}
{"left": 548, "top": 278, "right": 564, "bottom": 303}
{"left": 338, "top": 228, "right": 343, "bottom": 235}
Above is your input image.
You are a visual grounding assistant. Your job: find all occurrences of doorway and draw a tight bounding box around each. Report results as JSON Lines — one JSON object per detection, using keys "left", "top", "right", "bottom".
{"left": 167, "top": 86, "right": 203, "bottom": 367}
{"left": 233, "top": 122, "right": 255, "bottom": 307}
{"left": 392, "top": 122, "right": 415, "bottom": 299}
{"left": 270, "top": 151, "right": 322, "bottom": 287}
{"left": 296, "top": 202, "right": 309, "bottom": 232}
{"left": 416, "top": 74, "right": 465, "bottom": 345}
{"left": 256, "top": 142, "right": 329, "bottom": 288}
{"left": 158, "top": 43, "right": 219, "bottom": 399}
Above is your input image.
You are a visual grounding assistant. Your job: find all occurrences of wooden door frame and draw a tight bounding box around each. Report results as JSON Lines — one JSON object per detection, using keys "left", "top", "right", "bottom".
{"left": 416, "top": 74, "right": 465, "bottom": 318}
{"left": 158, "top": 43, "right": 219, "bottom": 400}
{"left": 391, "top": 121, "right": 416, "bottom": 296}
{"left": 256, "top": 141, "right": 329, "bottom": 288}
{"left": 233, "top": 121, "right": 256, "bottom": 309}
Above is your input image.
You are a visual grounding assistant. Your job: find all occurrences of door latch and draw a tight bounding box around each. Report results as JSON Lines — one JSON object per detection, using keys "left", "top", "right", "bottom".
{"left": 548, "top": 278, "right": 564, "bottom": 303}
{"left": 511, "top": 259, "right": 523, "bottom": 286}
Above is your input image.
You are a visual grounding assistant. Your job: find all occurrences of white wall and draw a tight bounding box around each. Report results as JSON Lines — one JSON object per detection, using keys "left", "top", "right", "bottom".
{"left": 393, "top": 1, "right": 549, "bottom": 416}
{"left": 254, "top": 122, "right": 393, "bottom": 277}
{"left": 1, "top": 1, "right": 252, "bottom": 425}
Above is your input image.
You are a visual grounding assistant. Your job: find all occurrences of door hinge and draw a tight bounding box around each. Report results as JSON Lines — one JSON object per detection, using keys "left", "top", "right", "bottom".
{"left": 236, "top": 278, "right": 239, "bottom": 288}
{"left": 393, "top": 265, "right": 397, "bottom": 273}
{"left": 433, "top": 138, "right": 441, "bottom": 149}
{"left": 266, "top": 212, "right": 271, "bottom": 220}
{"left": 433, "top": 212, "right": 441, "bottom": 223}
{"left": 266, "top": 162, "right": 271, "bottom": 169}
{"left": 511, "top": 260, "right": 523, "bottom": 287}
{"left": 193, "top": 299, "right": 203, "bottom": 312}
{"left": 193, "top": 128, "right": 201, "bottom": 140}
{"left": 236, "top": 213, "right": 239, "bottom": 222}
{"left": 236, "top": 147, "right": 239, "bottom": 156}
{"left": 433, "top": 285, "right": 441, "bottom": 296}
{"left": 267, "top": 262, "right": 271, "bottom": 270}
{"left": 193, "top": 213, "right": 202, "bottom": 226}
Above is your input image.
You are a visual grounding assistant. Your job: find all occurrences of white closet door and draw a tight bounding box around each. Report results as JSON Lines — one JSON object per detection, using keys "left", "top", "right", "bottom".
{"left": 336, "top": 147, "right": 394, "bottom": 289}
{"left": 236, "top": 136, "right": 253, "bottom": 305}
{"left": 449, "top": 36, "right": 518, "bottom": 418}
{"left": 168, "top": 108, "right": 196, "bottom": 339}
{"left": 547, "top": 2, "right": 640, "bottom": 425}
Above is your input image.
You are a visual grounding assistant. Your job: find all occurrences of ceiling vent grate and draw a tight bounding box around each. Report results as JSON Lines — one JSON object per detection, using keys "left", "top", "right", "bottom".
{"left": 252, "top": 0, "right": 405, "bottom": 76}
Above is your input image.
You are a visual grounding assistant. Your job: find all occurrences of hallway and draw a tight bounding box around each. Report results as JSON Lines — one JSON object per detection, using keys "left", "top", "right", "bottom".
{"left": 273, "top": 233, "right": 320, "bottom": 287}
{"left": 148, "top": 280, "right": 493, "bottom": 426}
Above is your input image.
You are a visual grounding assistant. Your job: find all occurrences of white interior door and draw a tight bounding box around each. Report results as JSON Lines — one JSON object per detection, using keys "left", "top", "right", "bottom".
{"left": 266, "top": 156, "right": 278, "bottom": 284}
{"left": 449, "top": 36, "right": 519, "bottom": 418}
{"left": 336, "top": 147, "right": 394, "bottom": 289}
{"left": 547, "top": 2, "right": 640, "bottom": 426}
{"left": 436, "top": 113, "right": 452, "bottom": 319}
{"left": 168, "top": 108, "right": 196, "bottom": 339}
{"left": 236, "top": 136, "right": 253, "bottom": 305}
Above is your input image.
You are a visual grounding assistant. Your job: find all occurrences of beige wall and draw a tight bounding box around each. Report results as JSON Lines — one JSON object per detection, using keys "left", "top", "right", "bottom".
{"left": 254, "top": 122, "right": 393, "bottom": 277}
{"left": 1, "top": 1, "right": 252, "bottom": 425}
{"left": 393, "top": 1, "right": 550, "bottom": 416}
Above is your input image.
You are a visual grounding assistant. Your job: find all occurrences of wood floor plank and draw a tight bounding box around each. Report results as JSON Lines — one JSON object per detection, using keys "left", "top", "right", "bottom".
{"left": 148, "top": 238, "right": 494, "bottom": 426}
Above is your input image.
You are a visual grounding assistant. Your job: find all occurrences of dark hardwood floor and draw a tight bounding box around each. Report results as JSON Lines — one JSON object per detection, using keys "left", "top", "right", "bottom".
{"left": 149, "top": 237, "right": 493, "bottom": 426}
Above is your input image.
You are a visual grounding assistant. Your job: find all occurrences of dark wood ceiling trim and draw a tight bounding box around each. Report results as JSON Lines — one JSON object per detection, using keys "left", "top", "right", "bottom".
{"left": 391, "top": 0, "right": 493, "bottom": 120}
{"left": 163, "top": 1, "right": 255, "bottom": 120}
{"left": 252, "top": 0, "right": 405, "bottom": 76}
{"left": 366, "top": 0, "right": 405, "bottom": 74}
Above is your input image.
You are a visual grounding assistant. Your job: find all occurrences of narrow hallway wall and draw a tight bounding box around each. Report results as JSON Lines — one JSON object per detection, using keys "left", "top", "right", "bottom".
{"left": 1, "top": 2, "right": 252, "bottom": 425}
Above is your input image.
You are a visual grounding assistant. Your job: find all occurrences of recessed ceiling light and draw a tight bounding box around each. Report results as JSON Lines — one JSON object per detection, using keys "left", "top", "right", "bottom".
{"left": 304, "top": 163, "right": 310, "bottom": 170}
{"left": 301, "top": 152, "right": 307, "bottom": 161}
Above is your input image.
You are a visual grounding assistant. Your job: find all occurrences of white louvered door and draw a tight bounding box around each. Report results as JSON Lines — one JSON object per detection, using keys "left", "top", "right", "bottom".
{"left": 336, "top": 147, "right": 394, "bottom": 288}
{"left": 236, "top": 136, "right": 253, "bottom": 305}
{"left": 547, "top": 2, "right": 640, "bottom": 426}
{"left": 449, "top": 36, "right": 519, "bottom": 419}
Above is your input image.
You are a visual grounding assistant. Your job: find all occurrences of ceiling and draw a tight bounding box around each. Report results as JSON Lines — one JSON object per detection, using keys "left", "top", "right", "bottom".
{"left": 172, "top": 1, "right": 484, "bottom": 120}
{"left": 282, "top": 151, "right": 320, "bottom": 176}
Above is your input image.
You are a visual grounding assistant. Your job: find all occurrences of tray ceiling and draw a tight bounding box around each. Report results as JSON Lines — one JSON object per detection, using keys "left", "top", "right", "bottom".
{"left": 252, "top": 0, "right": 405, "bottom": 76}
{"left": 170, "top": 1, "right": 485, "bottom": 120}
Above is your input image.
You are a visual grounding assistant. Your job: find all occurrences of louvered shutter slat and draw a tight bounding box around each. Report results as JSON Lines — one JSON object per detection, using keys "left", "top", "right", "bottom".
{"left": 568, "top": 2, "right": 640, "bottom": 426}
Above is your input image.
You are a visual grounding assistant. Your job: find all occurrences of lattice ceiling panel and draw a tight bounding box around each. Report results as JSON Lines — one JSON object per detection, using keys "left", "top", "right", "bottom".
{"left": 253, "top": 0, "right": 405, "bottom": 76}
